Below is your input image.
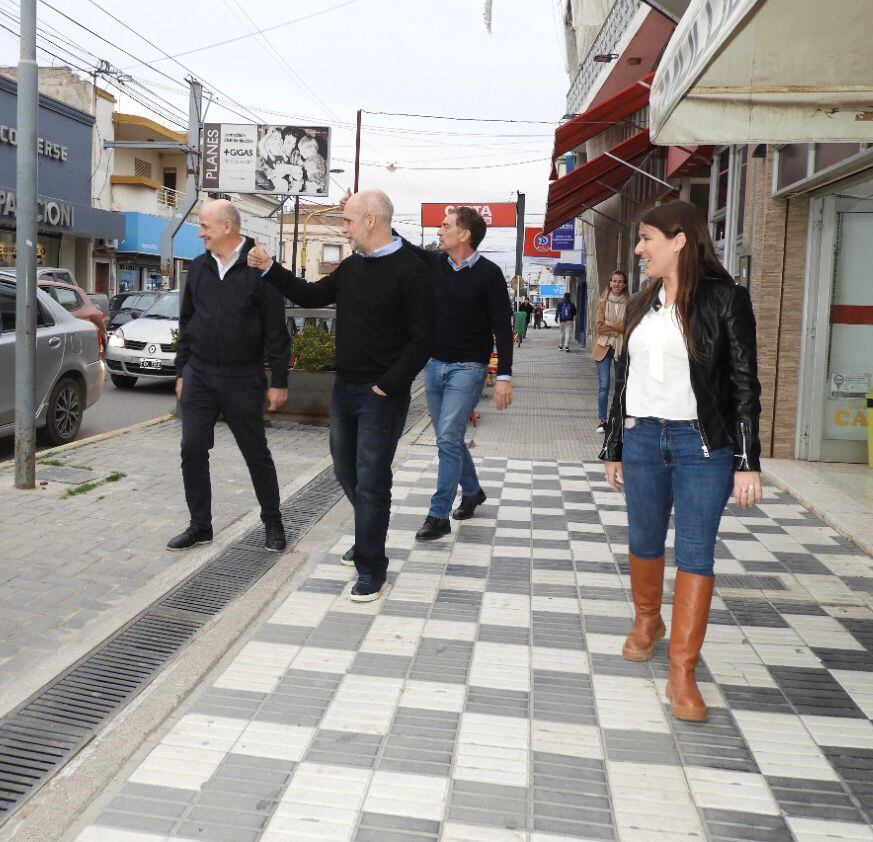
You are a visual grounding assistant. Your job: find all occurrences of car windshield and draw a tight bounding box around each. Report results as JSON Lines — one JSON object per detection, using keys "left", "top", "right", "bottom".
{"left": 142, "top": 292, "right": 179, "bottom": 319}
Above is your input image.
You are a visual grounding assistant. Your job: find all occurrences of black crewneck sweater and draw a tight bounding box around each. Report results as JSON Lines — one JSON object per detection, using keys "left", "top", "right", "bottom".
{"left": 263, "top": 249, "right": 435, "bottom": 396}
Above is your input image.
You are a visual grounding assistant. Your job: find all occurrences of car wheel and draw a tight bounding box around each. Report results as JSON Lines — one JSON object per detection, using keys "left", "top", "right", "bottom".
{"left": 110, "top": 374, "right": 138, "bottom": 389}
{"left": 38, "top": 377, "right": 83, "bottom": 446}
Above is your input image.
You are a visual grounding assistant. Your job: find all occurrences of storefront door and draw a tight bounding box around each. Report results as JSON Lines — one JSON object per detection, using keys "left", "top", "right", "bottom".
{"left": 803, "top": 196, "right": 873, "bottom": 463}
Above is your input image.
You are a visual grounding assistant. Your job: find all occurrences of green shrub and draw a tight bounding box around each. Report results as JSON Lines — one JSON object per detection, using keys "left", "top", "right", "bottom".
{"left": 292, "top": 325, "right": 335, "bottom": 371}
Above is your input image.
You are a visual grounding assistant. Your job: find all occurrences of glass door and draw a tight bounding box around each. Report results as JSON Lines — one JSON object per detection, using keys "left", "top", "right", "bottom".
{"left": 816, "top": 197, "right": 873, "bottom": 462}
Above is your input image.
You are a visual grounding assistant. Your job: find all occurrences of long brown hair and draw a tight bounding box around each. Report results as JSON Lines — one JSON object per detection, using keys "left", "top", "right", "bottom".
{"left": 625, "top": 201, "right": 733, "bottom": 359}
{"left": 598, "top": 269, "right": 629, "bottom": 303}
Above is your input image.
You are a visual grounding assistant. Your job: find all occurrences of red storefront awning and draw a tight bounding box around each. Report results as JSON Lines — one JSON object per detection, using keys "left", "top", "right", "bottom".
{"left": 550, "top": 73, "right": 655, "bottom": 179}
{"left": 544, "top": 130, "right": 654, "bottom": 233}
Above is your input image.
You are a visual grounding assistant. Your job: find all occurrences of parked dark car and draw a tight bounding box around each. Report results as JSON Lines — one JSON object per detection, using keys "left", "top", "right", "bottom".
{"left": 108, "top": 291, "right": 163, "bottom": 332}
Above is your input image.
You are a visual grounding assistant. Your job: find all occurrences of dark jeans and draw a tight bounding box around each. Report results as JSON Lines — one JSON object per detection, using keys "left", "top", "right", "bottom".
{"left": 622, "top": 418, "right": 733, "bottom": 577}
{"left": 180, "top": 365, "right": 281, "bottom": 531}
{"left": 595, "top": 347, "right": 625, "bottom": 419}
{"left": 330, "top": 376, "right": 410, "bottom": 582}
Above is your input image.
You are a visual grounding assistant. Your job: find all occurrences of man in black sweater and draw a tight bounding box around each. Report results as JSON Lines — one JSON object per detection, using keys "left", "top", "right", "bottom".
{"left": 169, "top": 199, "right": 290, "bottom": 553}
{"left": 247, "top": 190, "right": 435, "bottom": 602}
{"left": 389, "top": 204, "right": 514, "bottom": 541}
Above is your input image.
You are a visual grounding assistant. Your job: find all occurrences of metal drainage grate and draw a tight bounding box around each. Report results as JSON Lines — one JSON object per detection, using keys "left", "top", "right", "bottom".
{"left": 0, "top": 468, "right": 343, "bottom": 824}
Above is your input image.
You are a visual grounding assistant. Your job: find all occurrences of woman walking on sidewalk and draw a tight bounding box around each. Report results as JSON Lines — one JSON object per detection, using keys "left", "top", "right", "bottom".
{"left": 593, "top": 270, "right": 628, "bottom": 433}
{"left": 601, "top": 201, "right": 762, "bottom": 723}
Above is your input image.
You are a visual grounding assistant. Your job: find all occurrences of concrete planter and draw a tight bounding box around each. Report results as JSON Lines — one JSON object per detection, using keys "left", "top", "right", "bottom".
{"left": 270, "top": 369, "right": 335, "bottom": 425}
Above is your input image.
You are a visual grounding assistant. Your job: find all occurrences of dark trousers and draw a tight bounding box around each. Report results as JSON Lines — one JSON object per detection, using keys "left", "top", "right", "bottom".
{"left": 180, "top": 365, "right": 282, "bottom": 530}
{"left": 330, "top": 376, "right": 410, "bottom": 582}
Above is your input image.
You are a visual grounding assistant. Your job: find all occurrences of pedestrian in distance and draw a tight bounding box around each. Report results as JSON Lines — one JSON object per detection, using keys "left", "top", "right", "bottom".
{"left": 602, "top": 200, "right": 762, "bottom": 723}
{"left": 593, "top": 270, "right": 629, "bottom": 433}
{"left": 168, "top": 199, "right": 290, "bottom": 554}
{"left": 556, "top": 291, "right": 576, "bottom": 351}
{"left": 513, "top": 306, "right": 528, "bottom": 345}
{"left": 247, "top": 189, "right": 435, "bottom": 602}
{"left": 520, "top": 297, "right": 534, "bottom": 326}
{"left": 533, "top": 302, "right": 544, "bottom": 329}
{"left": 373, "top": 202, "right": 513, "bottom": 541}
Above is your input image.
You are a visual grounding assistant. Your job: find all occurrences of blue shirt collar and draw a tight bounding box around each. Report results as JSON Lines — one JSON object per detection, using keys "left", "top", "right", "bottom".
{"left": 362, "top": 236, "right": 403, "bottom": 258}
{"left": 447, "top": 251, "right": 481, "bottom": 272}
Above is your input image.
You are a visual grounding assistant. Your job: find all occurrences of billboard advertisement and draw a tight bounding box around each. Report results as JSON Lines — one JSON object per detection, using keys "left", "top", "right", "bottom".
{"left": 523, "top": 227, "right": 560, "bottom": 258}
{"left": 421, "top": 202, "right": 516, "bottom": 228}
{"left": 202, "top": 123, "right": 330, "bottom": 195}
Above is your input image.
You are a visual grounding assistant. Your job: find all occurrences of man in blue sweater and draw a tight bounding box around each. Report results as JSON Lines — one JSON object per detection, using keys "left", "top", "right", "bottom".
{"left": 247, "top": 190, "right": 435, "bottom": 601}
{"left": 392, "top": 204, "right": 515, "bottom": 541}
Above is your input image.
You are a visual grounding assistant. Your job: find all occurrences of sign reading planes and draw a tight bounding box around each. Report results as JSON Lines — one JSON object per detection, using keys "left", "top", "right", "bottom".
{"left": 202, "top": 124, "right": 331, "bottom": 196}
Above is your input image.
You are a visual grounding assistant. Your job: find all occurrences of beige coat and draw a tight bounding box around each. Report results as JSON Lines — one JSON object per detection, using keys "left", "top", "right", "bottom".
{"left": 592, "top": 295, "right": 627, "bottom": 361}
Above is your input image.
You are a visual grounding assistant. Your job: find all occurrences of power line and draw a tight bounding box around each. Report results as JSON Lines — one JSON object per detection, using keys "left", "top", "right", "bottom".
{"left": 363, "top": 109, "right": 561, "bottom": 126}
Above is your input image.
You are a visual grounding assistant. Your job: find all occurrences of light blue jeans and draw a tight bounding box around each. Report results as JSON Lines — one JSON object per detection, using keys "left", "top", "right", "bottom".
{"left": 424, "top": 359, "right": 488, "bottom": 519}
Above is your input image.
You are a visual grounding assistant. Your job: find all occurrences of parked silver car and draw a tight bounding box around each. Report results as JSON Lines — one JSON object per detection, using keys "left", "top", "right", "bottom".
{"left": 0, "top": 278, "right": 104, "bottom": 445}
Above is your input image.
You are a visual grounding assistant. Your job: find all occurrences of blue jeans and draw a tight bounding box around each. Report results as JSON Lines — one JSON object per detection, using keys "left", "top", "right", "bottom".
{"left": 424, "top": 359, "right": 488, "bottom": 519}
{"left": 330, "top": 376, "right": 410, "bottom": 581}
{"left": 622, "top": 419, "right": 734, "bottom": 577}
{"left": 595, "top": 348, "right": 625, "bottom": 420}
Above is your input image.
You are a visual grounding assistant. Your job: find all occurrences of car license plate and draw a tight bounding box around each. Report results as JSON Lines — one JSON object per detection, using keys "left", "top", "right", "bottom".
{"left": 139, "top": 358, "right": 162, "bottom": 370}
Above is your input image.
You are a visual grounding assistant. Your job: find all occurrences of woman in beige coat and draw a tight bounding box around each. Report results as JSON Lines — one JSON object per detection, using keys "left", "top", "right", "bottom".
{"left": 593, "top": 270, "right": 628, "bottom": 432}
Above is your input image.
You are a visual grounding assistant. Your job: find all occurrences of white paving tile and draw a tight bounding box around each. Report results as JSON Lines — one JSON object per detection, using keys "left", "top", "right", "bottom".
{"left": 320, "top": 674, "right": 403, "bottom": 734}
{"left": 685, "top": 767, "right": 780, "bottom": 815}
{"left": 363, "top": 770, "right": 449, "bottom": 821}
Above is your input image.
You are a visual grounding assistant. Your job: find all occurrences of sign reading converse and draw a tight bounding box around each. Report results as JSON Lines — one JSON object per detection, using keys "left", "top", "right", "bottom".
{"left": 0, "top": 74, "right": 123, "bottom": 239}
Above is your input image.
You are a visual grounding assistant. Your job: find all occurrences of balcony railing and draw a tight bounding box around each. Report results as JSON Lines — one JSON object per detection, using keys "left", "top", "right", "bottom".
{"left": 566, "top": 0, "right": 642, "bottom": 116}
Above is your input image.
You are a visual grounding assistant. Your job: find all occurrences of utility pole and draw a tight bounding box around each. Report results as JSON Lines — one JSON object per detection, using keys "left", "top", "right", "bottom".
{"left": 14, "top": 0, "right": 38, "bottom": 490}
{"left": 515, "top": 192, "right": 524, "bottom": 308}
{"left": 290, "top": 196, "right": 300, "bottom": 274}
{"left": 103, "top": 78, "right": 202, "bottom": 293}
{"left": 354, "top": 109, "right": 362, "bottom": 193}
{"left": 277, "top": 195, "right": 286, "bottom": 263}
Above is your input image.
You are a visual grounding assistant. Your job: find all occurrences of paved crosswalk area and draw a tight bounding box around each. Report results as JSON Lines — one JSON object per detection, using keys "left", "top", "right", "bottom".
{"left": 73, "top": 333, "right": 873, "bottom": 842}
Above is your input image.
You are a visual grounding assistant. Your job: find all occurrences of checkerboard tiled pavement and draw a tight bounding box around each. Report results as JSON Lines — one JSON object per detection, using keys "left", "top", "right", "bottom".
{"left": 75, "top": 335, "right": 873, "bottom": 842}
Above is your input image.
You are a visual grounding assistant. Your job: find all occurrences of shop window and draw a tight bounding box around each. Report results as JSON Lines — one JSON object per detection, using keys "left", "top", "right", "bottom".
{"left": 134, "top": 158, "right": 153, "bottom": 180}
{"left": 776, "top": 144, "right": 810, "bottom": 190}
{"left": 814, "top": 143, "right": 863, "bottom": 173}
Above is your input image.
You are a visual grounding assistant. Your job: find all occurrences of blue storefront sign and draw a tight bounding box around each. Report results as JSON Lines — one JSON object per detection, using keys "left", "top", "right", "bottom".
{"left": 119, "top": 212, "right": 203, "bottom": 260}
{"left": 550, "top": 222, "right": 575, "bottom": 251}
{"left": 539, "top": 284, "right": 566, "bottom": 297}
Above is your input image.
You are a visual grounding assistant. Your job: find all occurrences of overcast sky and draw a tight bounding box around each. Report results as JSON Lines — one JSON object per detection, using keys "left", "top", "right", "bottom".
{"left": 0, "top": 0, "right": 570, "bottom": 273}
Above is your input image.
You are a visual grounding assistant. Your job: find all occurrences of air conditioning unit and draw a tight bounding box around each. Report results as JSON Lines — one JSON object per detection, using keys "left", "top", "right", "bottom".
{"left": 95, "top": 238, "right": 118, "bottom": 250}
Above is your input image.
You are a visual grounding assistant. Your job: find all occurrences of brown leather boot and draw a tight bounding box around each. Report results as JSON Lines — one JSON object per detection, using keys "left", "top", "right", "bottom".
{"left": 666, "top": 570, "right": 714, "bottom": 722}
{"left": 622, "top": 554, "right": 666, "bottom": 662}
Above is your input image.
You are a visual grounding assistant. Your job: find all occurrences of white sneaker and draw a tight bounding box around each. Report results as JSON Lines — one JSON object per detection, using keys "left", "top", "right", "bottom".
{"left": 596, "top": 420, "right": 606, "bottom": 433}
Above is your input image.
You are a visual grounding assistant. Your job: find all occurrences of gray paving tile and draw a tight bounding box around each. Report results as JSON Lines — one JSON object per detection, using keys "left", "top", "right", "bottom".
{"left": 256, "top": 669, "right": 342, "bottom": 726}
{"left": 430, "top": 589, "right": 482, "bottom": 623}
{"left": 722, "top": 598, "right": 789, "bottom": 627}
{"left": 306, "top": 612, "right": 374, "bottom": 650}
{"left": 191, "top": 687, "right": 266, "bottom": 720}
{"left": 671, "top": 709, "right": 759, "bottom": 773}
{"left": 253, "top": 623, "right": 313, "bottom": 645}
{"left": 350, "top": 652, "right": 412, "bottom": 678}
{"left": 769, "top": 666, "right": 865, "bottom": 718}
{"left": 448, "top": 780, "right": 527, "bottom": 831}
{"left": 766, "top": 775, "right": 865, "bottom": 823}
{"left": 465, "top": 685, "right": 529, "bottom": 718}
{"left": 702, "top": 807, "right": 793, "bottom": 841}
{"left": 380, "top": 599, "right": 432, "bottom": 618}
{"left": 299, "top": 577, "right": 347, "bottom": 595}
{"left": 304, "top": 730, "right": 383, "bottom": 768}
{"left": 409, "top": 638, "right": 473, "bottom": 684}
{"left": 822, "top": 747, "right": 873, "bottom": 818}
{"left": 532, "top": 669, "right": 597, "bottom": 725}
{"left": 380, "top": 707, "right": 458, "bottom": 777}
{"left": 532, "top": 610, "right": 585, "bottom": 650}
{"left": 356, "top": 812, "right": 440, "bottom": 841}
{"left": 477, "top": 623, "right": 530, "bottom": 645}
{"left": 603, "top": 728, "right": 680, "bottom": 765}
{"left": 717, "top": 684, "right": 793, "bottom": 714}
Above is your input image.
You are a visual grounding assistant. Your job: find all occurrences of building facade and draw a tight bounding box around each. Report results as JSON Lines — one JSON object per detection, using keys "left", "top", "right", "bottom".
{"left": 550, "top": 0, "right": 871, "bottom": 465}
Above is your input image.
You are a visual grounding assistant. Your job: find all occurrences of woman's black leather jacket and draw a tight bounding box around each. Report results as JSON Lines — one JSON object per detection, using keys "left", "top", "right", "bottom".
{"left": 600, "top": 278, "right": 762, "bottom": 472}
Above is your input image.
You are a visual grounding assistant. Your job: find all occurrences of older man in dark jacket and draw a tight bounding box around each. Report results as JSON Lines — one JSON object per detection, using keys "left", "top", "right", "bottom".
{"left": 169, "top": 199, "right": 290, "bottom": 554}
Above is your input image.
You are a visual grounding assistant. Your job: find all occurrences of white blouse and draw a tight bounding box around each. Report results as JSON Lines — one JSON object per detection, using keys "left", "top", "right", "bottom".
{"left": 625, "top": 286, "right": 698, "bottom": 420}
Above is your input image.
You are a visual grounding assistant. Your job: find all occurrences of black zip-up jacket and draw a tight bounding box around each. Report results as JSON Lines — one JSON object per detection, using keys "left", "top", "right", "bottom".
{"left": 600, "top": 278, "right": 762, "bottom": 472}
{"left": 175, "top": 237, "right": 290, "bottom": 388}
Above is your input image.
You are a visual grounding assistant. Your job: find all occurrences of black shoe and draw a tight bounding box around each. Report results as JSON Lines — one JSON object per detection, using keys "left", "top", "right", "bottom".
{"left": 350, "top": 574, "right": 386, "bottom": 602}
{"left": 341, "top": 544, "right": 356, "bottom": 567}
{"left": 167, "top": 526, "right": 213, "bottom": 552}
{"left": 452, "top": 488, "right": 487, "bottom": 521}
{"left": 265, "top": 522, "right": 287, "bottom": 553}
{"left": 415, "top": 516, "right": 451, "bottom": 541}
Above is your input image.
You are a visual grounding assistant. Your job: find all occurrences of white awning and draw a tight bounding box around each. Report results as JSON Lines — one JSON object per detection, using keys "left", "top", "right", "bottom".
{"left": 650, "top": 0, "right": 873, "bottom": 144}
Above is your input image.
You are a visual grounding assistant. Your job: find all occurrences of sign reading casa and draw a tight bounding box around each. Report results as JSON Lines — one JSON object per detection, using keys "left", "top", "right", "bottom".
{"left": 421, "top": 202, "right": 517, "bottom": 228}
